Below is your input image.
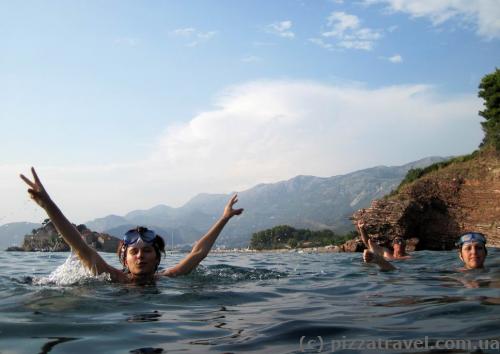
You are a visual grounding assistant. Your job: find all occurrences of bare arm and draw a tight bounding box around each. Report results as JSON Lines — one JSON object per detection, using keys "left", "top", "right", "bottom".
{"left": 363, "top": 249, "right": 396, "bottom": 271}
{"left": 358, "top": 221, "right": 393, "bottom": 259}
{"left": 20, "top": 168, "right": 120, "bottom": 278}
{"left": 162, "top": 194, "right": 243, "bottom": 277}
{"left": 357, "top": 220, "right": 370, "bottom": 247}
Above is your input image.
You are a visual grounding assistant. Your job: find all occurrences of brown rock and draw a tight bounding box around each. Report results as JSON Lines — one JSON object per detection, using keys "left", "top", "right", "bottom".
{"left": 352, "top": 150, "right": 500, "bottom": 250}
{"left": 339, "top": 238, "right": 365, "bottom": 252}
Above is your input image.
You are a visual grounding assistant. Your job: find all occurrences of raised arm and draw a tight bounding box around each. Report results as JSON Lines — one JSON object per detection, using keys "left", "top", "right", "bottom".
{"left": 357, "top": 220, "right": 370, "bottom": 247}
{"left": 20, "top": 168, "right": 119, "bottom": 278}
{"left": 162, "top": 194, "right": 243, "bottom": 277}
{"left": 363, "top": 244, "right": 396, "bottom": 271}
{"left": 358, "top": 220, "right": 393, "bottom": 259}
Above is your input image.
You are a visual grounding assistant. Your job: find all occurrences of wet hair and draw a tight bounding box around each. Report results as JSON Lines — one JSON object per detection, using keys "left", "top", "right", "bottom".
{"left": 393, "top": 237, "right": 406, "bottom": 246}
{"left": 117, "top": 231, "right": 166, "bottom": 272}
{"left": 457, "top": 235, "right": 488, "bottom": 257}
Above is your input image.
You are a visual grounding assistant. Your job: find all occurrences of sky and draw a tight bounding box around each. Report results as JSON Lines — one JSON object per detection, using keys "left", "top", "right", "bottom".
{"left": 1, "top": 0, "right": 499, "bottom": 224}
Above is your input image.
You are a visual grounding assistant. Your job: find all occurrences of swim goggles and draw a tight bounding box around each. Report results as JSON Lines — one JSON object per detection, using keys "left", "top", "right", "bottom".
{"left": 455, "top": 232, "right": 486, "bottom": 247}
{"left": 393, "top": 238, "right": 405, "bottom": 245}
{"left": 123, "top": 227, "right": 156, "bottom": 245}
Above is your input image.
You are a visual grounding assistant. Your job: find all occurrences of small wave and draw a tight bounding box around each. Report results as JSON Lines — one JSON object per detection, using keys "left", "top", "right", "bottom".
{"left": 186, "top": 264, "right": 286, "bottom": 283}
{"left": 32, "top": 253, "right": 110, "bottom": 286}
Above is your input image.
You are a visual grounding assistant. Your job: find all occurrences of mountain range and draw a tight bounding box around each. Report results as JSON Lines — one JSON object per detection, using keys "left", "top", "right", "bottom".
{"left": 0, "top": 156, "right": 446, "bottom": 249}
{"left": 85, "top": 156, "right": 447, "bottom": 247}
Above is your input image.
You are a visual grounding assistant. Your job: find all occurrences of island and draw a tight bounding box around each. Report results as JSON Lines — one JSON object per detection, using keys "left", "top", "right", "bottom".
{"left": 6, "top": 219, "right": 120, "bottom": 253}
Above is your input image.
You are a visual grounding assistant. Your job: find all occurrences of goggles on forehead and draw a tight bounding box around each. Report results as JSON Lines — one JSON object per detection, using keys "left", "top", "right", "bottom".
{"left": 455, "top": 232, "right": 486, "bottom": 248}
{"left": 123, "top": 227, "right": 156, "bottom": 246}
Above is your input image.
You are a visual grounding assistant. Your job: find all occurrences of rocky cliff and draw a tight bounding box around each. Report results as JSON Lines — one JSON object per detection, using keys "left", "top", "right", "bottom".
{"left": 352, "top": 149, "right": 500, "bottom": 250}
{"left": 8, "top": 221, "right": 120, "bottom": 252}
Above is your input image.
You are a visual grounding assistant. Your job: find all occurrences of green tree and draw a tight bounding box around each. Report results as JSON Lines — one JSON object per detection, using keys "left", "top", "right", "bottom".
{"left": 479, "top": 68, "right": 500, "bottom": 151}
{"left": 249, "top": 225, "right": 356, "bottom": 249}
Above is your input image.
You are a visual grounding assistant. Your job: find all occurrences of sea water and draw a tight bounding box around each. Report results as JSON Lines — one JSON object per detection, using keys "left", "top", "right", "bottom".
{"left": 0, "top": 249, "right": 499, "bottom": 353}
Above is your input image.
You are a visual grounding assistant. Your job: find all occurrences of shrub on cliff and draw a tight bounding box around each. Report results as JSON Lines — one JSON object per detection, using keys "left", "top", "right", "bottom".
{"left": 394, "top": 68, "right": 499, "bottom": 192}
{"left": 479, "top": 68, "right": 500, "bottom": 151}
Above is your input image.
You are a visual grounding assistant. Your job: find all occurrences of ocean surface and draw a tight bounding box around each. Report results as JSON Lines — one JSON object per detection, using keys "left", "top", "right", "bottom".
{"left": 0, "top": 249, "right": 499, "bottom": 354}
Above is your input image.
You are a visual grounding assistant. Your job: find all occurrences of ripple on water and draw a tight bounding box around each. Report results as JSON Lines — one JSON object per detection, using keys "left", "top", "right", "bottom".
{"left": 0, "top": 250, "right": 499, "bottom": 354}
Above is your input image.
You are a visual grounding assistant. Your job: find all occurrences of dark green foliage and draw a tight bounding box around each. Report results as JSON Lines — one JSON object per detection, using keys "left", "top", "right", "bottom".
{"left": 391, "top": 151, "right": 478, "bottom": 195}
{"left": 76, "top": 224, "right": 89, "bottom": 233}
{"left": 478, "top": 68, "right": 500, "bottom": 151}
{"left": 249, "top": 225, "right": 357, "bottom": 250}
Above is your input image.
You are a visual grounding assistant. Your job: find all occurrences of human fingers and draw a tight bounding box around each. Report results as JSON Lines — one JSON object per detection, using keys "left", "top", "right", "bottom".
{"left": 367, "top": 239, "right": 374, "bottom": 251}
{"left": 31, "top": 167, "right": 45, "bottom": 189}
{"left": 20, "top": 174, "right": 36, "bottom": 188}
{"left": 229, "top": 194, "right": 238, "bottom": 205}
{"left": 232, "top": 208, "right": 244, "bottom": 216}
{"left": 363, "top": 250, "right": 372, "bottom": 262}
{"left": 27, "top": 188, "right": 41, "bottom": 201}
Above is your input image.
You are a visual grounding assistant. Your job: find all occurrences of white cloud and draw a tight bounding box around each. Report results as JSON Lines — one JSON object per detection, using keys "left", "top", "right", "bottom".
{"left": 387, "top": 25, "right": 398, "bottom": 32}
{"left": 388, "top": 54, "right": 403, "bottom": 63}
{"left": 320, "top": 12, "right": 383, "bottom": 51}
{"left": 150, "top": 81, "right": 481, "bottom": 187}
{"left": 309, "top": 38, "right": 335, "bottom": 51}
{"left": 170, "top": 27, "right": 218, "bottom": 46}
{"left": 266, "top": 20, "right": 295, "bottom": 38}
{"left": 171, "top": 28, "right": 196, "bottom": 37}
{"left": 365, "top": 0, "right": 500, "bottom": 39}
{"left": 3, "top": 80, "right": 482, "bottom": 224}
{"left": 325, "top": 11, "right": 360, "bottom": 35}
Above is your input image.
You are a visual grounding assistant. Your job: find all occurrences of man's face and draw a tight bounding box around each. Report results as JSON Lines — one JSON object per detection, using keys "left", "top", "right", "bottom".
{"left": 459, "top": 242, "right": 486, "bottom": 269}
{"left": 126, "top": 244, "right": 158, "bottom": 275}
{"left": 393, "top": 239, "right": 405, "bottom": 253}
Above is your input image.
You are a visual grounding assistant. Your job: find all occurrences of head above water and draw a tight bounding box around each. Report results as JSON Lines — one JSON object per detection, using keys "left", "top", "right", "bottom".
{"left": 392, "top": 236, "right": 407, "bottom": 256}
{"left": 393, "top": 237, "right": 406, "bottom": 246}
{"left": 117, "top": 226, "right": 166, "bottom": 276}
{"left": 456, "top": 232, "right": 487, "bottom": 269}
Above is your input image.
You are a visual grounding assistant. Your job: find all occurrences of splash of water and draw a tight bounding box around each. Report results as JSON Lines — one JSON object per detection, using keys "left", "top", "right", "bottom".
{"left": 33, "top": 252, "right": 110, "bottom": 286}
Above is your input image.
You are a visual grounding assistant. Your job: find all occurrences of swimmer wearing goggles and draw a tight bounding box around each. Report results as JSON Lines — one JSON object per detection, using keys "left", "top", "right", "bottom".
{"left": 456, "top": 232, "right": 487, "bottom": 270}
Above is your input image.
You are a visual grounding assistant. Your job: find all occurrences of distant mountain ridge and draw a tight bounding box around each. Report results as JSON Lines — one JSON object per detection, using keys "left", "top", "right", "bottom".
{"left": 82, "top": 156, "right": 447, "bottom": 247}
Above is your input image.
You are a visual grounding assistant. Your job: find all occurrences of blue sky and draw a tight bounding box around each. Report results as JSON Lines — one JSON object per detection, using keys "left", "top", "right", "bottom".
{"left": 1, "top": 0, "right": 499, "bottom": 223}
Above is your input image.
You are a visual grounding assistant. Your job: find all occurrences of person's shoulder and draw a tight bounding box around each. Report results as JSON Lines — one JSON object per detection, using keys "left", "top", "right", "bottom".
{"left": 106, "top": 266, "right": 129, "bottom": 283}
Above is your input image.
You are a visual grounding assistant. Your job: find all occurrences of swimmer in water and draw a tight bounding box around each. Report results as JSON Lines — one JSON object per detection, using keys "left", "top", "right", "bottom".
{"left": 357, "top": 220, "right": 411, "bottom": 261}
{"left": 456, "top": 232, "right": 487, "bottom": 270}
{"left": 357, "top": 220, "right": 409, "bottom": 271}
{"left": 20, "top": 167, "right": 243, "bottom": 284}
{"left": 363, "top": 230, "right": 489, "bottom": 273}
